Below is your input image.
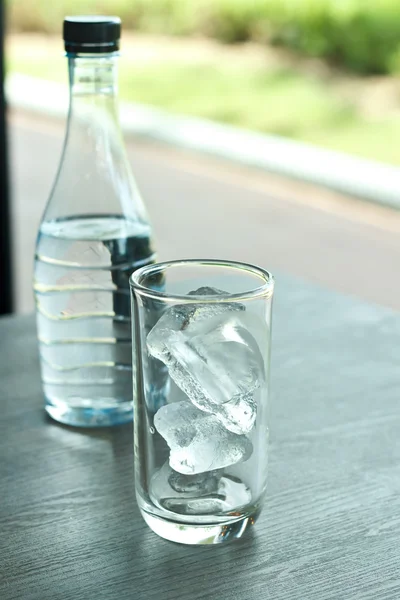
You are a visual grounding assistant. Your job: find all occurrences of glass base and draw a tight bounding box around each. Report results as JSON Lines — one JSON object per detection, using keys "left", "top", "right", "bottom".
{"left": 45, "top": 399, "right": 133, "bottom": 427}
{"left": 140, "top": 508, "right": 259, "bottom": 545}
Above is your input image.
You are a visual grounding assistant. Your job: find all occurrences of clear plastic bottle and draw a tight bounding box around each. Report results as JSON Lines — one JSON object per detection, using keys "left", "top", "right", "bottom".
{"left": 33, "top": 16, "right": 156, "bottom": 427}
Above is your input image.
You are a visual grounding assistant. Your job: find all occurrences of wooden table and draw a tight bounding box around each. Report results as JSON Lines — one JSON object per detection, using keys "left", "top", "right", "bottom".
{"left": 1, "top": 275, "right": 400, "bottom": 600}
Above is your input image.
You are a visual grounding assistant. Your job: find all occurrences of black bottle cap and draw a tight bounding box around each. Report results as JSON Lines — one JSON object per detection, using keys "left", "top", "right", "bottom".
{"left": 63, "top": 16, "right": 121, "bottom": 54}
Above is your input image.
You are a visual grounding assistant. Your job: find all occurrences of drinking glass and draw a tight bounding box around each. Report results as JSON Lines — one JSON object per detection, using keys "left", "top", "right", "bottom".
{"left": 130, "top": 259, "right": 274, "bottom": 544}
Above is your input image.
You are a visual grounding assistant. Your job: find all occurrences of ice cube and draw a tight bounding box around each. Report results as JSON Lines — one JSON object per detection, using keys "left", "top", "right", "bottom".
{"left": 150, "top": 461, "right": 219, "bottom": 501}
{"left": 149, "top": 461, "right": 252, "bottom": 515}
{"left": 147, "top": 299, "right": 265, "bottom": 434}
{"left": 168, "top": 466, "right": 220, "bottom": 495}
{"left": 148, "top": 287, "right": 243, "bottom": 336}
{"left": 154, "top": 401, "right": 252, "bottom": 474}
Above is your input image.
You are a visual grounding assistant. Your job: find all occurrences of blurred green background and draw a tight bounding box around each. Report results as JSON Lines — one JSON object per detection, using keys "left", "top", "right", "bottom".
{"left": 6, "top": 0, "right": 400, "bottom": 164}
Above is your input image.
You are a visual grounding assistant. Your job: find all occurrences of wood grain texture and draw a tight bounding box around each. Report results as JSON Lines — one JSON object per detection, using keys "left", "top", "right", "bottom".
{"left": 1, "top": 276, "right": 400, "bottom": 600}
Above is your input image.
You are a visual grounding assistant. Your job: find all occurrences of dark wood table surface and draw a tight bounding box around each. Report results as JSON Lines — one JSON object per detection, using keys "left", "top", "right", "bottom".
{"left": 1, "top": 275, "right": 400, "bottom": 600}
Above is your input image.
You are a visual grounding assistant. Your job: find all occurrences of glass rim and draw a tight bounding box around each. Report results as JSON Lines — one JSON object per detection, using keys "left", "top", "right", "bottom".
{"left": 130, "top": 259, "right": 274, "bottom": 302}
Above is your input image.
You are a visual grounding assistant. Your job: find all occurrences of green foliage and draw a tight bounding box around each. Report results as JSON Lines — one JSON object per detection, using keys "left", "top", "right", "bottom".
{"left": 7, "top": 0, "right": 400, "bottom": 74}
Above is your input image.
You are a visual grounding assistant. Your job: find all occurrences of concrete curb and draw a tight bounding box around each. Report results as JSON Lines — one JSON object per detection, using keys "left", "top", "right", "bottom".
{"left": 6, "top": 73, "right": 400, "bottom": 210}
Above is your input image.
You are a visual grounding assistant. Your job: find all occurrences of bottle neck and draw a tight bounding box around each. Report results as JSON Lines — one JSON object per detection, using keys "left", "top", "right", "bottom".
{"left": 43, "top": 50, "right": 144, "bottom": 223}
{"left": 67, "top": 52, "right": 119, "bottom": 119}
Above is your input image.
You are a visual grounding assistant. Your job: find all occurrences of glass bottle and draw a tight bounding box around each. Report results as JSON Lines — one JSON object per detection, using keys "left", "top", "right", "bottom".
{"left": 33, "top": 16, "right": 156, "bottom": 427}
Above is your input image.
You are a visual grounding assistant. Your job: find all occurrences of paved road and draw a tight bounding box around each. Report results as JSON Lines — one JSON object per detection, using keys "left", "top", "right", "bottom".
{"left": 9, "top": 110, "right": 400, "bottom": 314}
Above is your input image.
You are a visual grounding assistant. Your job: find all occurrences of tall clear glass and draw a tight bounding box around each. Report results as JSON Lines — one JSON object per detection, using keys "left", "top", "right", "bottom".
{"left": 33, "top": 21, "right": 156, "bottom": 428}
{"left": 131, "top": 260, "right": 274, "bottom": 544}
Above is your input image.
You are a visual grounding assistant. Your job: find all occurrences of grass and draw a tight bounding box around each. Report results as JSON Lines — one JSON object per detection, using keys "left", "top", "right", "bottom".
{"left": 7, "top": 35, "right": 400, "bottom": 166}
